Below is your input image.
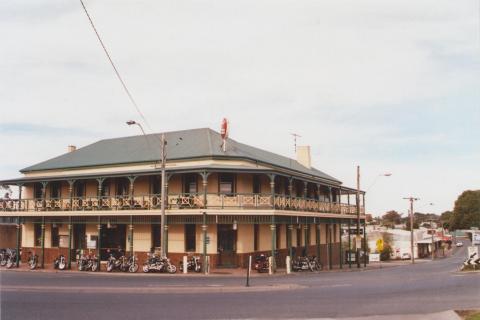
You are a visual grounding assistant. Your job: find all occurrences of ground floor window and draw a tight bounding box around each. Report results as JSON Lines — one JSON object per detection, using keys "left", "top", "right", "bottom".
{"left": 253, "top": 224, "right": 259, "bottom": 251}
{"left": 296, "top": 226, "right": 302, "bottom": 247}
{"left": 185, "top": 224, "right": 196, "bottom": 252}
{"left": 151, "top": 224, "right": 161, "bottom": 249}
{"left": 276, "top": 224, "right": 281, "bottom": 249}
{"left": 51, "top": 224, "right": 59, "bottom": 247}
{"left": 34, "top": 224, "right": 42, "bottom": 247}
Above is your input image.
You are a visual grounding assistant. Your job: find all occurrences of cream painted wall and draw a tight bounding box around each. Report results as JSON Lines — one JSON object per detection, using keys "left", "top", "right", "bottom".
{"left": 277, "top": 224, "right": 286, "bottom": 249}
{"left": 195, "top": 224, "right": 217, "bottom": 254}
{"left": 133, "top": 177, "right": 150, "bottom": 195}
{"left": 168, "top": 176, "right": 182, "bottom": 194}
{"left": 86, "top": 181, "right": 97, "bottom": 197}
{"left": 236, "top": 174, "right": 252, "bottom": 193}
{"left": 133, "top": 224, "right": 151, "bottom": 252}
{"left": 22, "top": 224, "right": 34, "bottom": 247}
{"left": 259, "top": 224, "right": 272, "bottom": 251}
{"left": 168, "top": 224, "right": 184, "bottom": 253}
{"left": 236, "top": 224, "right": 253, "bottom": 253}
{"left": 206, "top": 174, "right": 219, "bottom": 193}
{"left": 310, "top": 225, "right": 316, "bottom": 245}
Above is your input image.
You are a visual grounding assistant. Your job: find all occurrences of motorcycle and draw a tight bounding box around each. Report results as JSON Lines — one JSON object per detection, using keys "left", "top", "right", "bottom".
{"left": 0, "top": 249, "right": 7, "bottom": 267}
{"left": 292, "top": 256, "right": 320, "bottom": 272}
{"left": 127, "top": 255, "right": 139, "bottom": 273}
{"left": 106, "top": 253, "right": 123, "bottom": 272}
{"left": 254, "top": 254, "right": 270, "bottom": 273}
{"left": 77, "top": 254, "right": 98, "bottom": 272}
{"left": 53, "top": 255, "right": 67, "bottom": 270}
{"left": 28, "top": 252, "right": 38, "bottom": 270}
{"left": 142, "top": 253, "right": 176, "bottom": 273}
{"left": 5, "top": 249, "right": 18, "bottom": 269}
{"left": 179, "top": 255, "right": 202, "bottom": 273}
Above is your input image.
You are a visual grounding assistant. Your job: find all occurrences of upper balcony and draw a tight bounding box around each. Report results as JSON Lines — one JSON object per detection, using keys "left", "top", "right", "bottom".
{"left": 0, "top": 193, "right": 363, "bottom": 215}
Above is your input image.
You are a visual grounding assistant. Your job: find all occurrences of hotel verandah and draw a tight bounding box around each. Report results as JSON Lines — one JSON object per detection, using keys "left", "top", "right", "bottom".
{"left": 0, "top": 128, "right": 366, "bottom": 270}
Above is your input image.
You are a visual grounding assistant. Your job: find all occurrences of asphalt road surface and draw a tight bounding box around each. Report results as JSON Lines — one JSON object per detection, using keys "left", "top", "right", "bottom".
{"left": 1, "top": 244, "right": 479, "bottom": 319}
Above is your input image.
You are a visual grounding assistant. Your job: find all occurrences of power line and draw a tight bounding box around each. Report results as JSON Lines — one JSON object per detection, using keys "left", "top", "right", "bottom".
{"left": 79, "top": 0, "right": 152, "bottom": 132}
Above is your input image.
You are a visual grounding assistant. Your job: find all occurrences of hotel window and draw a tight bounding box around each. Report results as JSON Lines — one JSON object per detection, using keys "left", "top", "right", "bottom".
{"left": 100, "top": 180, "right": 110, "bottom": 196}
{"left": 116, "top": 179, "right": 129, "bottom": 196}
{"left": 253, "top": 175, "right": 261, "bottom": 194}
{"left": 34, "top": 183, "right": 43, "bottom": 199}
{"left": 183, "top": 174, "right": 198, "bottom": 194}
{"left": 185, "top": 224, "right": 196, "bottom": 252}
{"left": 50, "top": 182, "right": 61, "bottom": 199}
{"left": 219, "top": 173, "right": 235, "bottom": 195}
{"left": 152, "top": 224, "right": 161, "bottom": 249}
{"left": 296, "top": 226, "right": 302, "bottom": 246}
{"left": 75, "top": 181, "right": 86, "bottom": 197}
{"left": 150, "top": 176, "right": 161, "bottom": 195}
{"left": 276, "top": 225, "right": 281, "bottom": 249}
{"left": 34, "top": 224, "right": 42, "bottom": 247}
{"left": 51, "top": 224, "right": 59, "bottom": 247}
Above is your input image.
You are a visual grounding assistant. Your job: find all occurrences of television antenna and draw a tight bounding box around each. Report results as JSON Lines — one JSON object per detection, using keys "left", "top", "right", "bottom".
{"left": 291, "top": 133, "right": 301, "bottom": 153}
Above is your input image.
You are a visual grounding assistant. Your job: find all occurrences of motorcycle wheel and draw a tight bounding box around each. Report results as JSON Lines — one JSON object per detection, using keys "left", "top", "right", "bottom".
{"left": 142, "top": 265, "right": 150, "bottom": 273}
{"left": 29, "top": 261, "right": 36, "bottom": 270}
{"left": 106, "top": 263, "right": 113, "bottom": 272}
{"left": 78, "top": 263, "right": 84, "bottom": 271}
{"left": 6, "top": 260, "right": 14, "bottom": 269}
{"left": 167, "top": 264, "right": 177, "bottom": 274}
{"left": 59, "top": 262, "right": 66, "bottom": 270}
{"left": 129, "top": 264, "right": 139, "bottom": 273}
{"left": 0, "top": 260, "right": 7, "bottom": 267}
{"left": 91, "top": 263, "right": 98, "bottom": 272}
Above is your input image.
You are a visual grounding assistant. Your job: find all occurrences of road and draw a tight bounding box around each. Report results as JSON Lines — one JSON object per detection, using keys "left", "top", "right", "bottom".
{"left": 1, "top": 244, "right": 479, "bottom": 319}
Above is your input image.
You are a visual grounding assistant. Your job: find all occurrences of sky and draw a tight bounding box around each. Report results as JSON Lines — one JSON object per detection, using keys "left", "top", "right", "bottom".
{"left": 0, "top": 0, "right": 479, "bottom": 216}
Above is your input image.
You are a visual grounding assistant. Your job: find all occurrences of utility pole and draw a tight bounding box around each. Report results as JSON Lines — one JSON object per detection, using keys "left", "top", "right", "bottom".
{"left": 356, "top": 165, "right": 361, "bottom": 268}
{"left": 403, "top": 197, "right": 419, "bottom": 264}
{"left": 160, "top": 133, "right": 167, "bottom": 258}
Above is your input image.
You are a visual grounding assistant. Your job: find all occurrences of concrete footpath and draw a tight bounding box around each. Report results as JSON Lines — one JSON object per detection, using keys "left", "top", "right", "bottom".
{"left": 1, "top": 258, "right": 431, "bottom": 277}
{"left": 308, "top": 310, "right": 462, "bottom": 320}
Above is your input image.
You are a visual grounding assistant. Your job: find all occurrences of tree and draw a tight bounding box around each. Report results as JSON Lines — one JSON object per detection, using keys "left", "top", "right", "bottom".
{"left": 440, "top": 211, "right": 453, "bottom": 229}
{"left": 450, "top": 190, "right": 480, "bottom": 230}
{"left": 382, "top": 210, "right": 401, "bottom": 227}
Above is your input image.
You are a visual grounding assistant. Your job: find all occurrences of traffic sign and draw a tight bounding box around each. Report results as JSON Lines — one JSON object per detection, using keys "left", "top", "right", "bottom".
{"left": 376, "top": 239, "right": 384, "bottom": 252}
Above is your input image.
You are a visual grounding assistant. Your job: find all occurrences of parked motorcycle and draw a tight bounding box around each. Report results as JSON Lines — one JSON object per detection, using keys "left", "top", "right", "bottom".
{"left": 179, "top": 255, "right": 202, "bottom": 273}
{"left": 142, "top": 253, "right": 176, "bottom": 273}
{"left": 77, "top": 254, "right": 98, "bottom": 272}
{"left": 292, "top": 256, "right": 320, "bottom": 272}
{"left": 106, "top": 253, "right": 123, "bottom": 272}
{"left": 28, "top": 252, "right": 38, "bottom": 270}
{"left": 5, "top": 249, "right": 18, "bottom": 269}
{"left": 0, "top": 249, "right": 7, "bottom": 267}
{"left": 53, "top": 255, "right": 67, "bottom": 270}
{"left": 254, "top": 254, "right": 270, "bottom": 273}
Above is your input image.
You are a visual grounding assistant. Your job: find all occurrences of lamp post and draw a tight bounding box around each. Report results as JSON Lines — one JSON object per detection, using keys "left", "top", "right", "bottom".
{"left": 365, "top": 173, "right": 392, "bottom": 193}
{"left": 403, "top": 197, "right": 419, "bottom": 264}
{"left": 127, "top": 120, "right": 167, "bottom": 258}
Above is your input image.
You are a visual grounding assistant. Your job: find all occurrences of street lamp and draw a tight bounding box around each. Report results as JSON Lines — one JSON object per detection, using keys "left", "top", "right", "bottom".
{"left": 127, "top": 120, "right": 167, "bottom": 258}
{"left": 366, "top": 173, "right": 392, "bottom": 192}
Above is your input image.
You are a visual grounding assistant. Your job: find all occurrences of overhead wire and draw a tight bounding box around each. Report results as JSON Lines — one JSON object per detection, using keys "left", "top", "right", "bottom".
{"left": 79, "top": 0, "right": 153, "bottom": 133}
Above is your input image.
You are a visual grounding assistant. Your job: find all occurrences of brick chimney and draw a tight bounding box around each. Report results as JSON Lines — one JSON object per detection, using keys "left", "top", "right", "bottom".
{"left": 68, "top": 145, "right": 77, "bottom": 153}
{"left": 296, "top": 146, "right": 311, "bottom": 168}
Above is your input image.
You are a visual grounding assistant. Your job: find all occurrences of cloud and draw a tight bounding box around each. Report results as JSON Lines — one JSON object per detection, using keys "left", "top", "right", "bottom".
{"left": 0, "top": 0, "right": 478, "bottom": 215}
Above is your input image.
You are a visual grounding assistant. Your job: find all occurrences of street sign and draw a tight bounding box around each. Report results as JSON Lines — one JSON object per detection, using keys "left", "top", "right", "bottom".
{"left": 472, "top": 233, "right": 480, "bottom": 246}
{"left": 370, "top": 253, "right": 380, "bottom": 262}
{"left": 467, "top": 246, "right": 478, "bottom": 259}
{"left": 376, "top": 239, "right": 384, "bottom": 252}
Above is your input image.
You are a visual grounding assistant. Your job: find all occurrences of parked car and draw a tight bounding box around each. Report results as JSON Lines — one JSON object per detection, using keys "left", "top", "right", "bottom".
{"left": 401, "top": 253, "right": 411, "bottom": 260}
{"left": 456, "top": 242, "right": 463, "bottom": 247}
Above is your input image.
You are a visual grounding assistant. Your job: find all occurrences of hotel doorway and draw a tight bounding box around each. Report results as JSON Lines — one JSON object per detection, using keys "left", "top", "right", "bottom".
{"left": 217, "top": 224, "right": 237, "bottom": 267}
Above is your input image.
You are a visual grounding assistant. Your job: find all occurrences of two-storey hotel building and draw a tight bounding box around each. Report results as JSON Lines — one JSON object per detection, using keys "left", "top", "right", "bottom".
{"left": 0, "top": 128, "right": 366, "bottom": 270}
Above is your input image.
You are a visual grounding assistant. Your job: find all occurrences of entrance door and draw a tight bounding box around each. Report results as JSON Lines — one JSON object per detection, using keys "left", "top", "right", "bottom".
{"left": 73, "top": 224, "right": 86, "bottom": 250}
{"left": 100, "top": 224, "right": 126, "bottom": 260}
{"left": 217, "top": 224, "right": 237, "bottom": 267}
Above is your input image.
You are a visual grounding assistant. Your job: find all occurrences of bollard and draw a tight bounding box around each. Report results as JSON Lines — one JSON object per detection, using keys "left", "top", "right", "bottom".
{"left": 183, "top": 256, "right": 188, "bottom": 274}
{"left": 246, "top": 255, "right": 252, "bottom": 287}
{"left": 286, "top": 256, "right": 291, "bottom": 274}
{"left": 205, "top": 256, "right": 210, "bottom": 275}
{"left": 268, "top": 256, "right": 273, "bottom": 275}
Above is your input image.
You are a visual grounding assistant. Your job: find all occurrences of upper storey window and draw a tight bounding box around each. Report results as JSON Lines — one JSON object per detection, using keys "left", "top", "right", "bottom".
{"left": 183, "top": 174, "right": 198, "bottom": 194}
{"left": 219, "top": 173, "right": 235, "bottom": 195}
